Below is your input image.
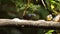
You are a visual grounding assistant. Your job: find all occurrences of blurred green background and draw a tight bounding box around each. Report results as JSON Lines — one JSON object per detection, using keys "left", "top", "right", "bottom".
{"left": 0, "top": 0, "right": 60, "bottom": 34}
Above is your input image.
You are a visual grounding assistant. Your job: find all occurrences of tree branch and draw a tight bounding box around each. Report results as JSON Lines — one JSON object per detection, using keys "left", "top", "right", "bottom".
{"left": 0, "top": 19, "right": 60, "bottom": 28}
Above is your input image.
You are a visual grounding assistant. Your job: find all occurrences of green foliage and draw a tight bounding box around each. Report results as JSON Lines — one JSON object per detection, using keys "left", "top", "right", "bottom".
{"left": 0, "top": 0, "right": 49, "bottom": 19}
{"left": 45, "top": 30, "right": 55, "bottom": 34}
{"left": 46, "top": 0, "right": 60, "bottom": 15}
{"left": 45, "top": 30, "right": 60, "bottom": 34}
{"left": 0, "top": 0, "right": 60, "bottom": 34}
{"left": 35, "top": 7, "right": 49, "bottom": 20}
{"left": 0, "top": 0, "right": 60, "bottom": 19}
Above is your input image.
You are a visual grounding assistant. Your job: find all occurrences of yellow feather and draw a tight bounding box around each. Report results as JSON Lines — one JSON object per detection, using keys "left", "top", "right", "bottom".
{"left": 47, "top": 14, "right": 53, "bottom": 21}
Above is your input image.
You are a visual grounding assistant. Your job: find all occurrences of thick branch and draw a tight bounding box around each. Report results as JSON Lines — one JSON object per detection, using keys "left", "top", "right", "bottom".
{"left": 0, "top": 19, "right": 60, "bottom": 27}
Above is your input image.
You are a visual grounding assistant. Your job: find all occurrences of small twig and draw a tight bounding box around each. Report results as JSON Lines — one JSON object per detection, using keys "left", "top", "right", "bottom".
{"left": 41, "top": 0, "right": 47, "bottom": 9}
{"left": 23, "top": 6, "right": 29, "bottom": 16}
{"left": 23, "top": 0, "right": 31, "bottom": 16}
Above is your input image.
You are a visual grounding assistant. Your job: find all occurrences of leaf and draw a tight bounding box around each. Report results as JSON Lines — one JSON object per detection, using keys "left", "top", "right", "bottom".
{"left": 51, "top": 4, "right": 55, "bottom": 9}
{"left": 45, "top": 30, "right": 55, "bottom": 34}
{"left": 51, "top": 1, "right": 56, "bottom": 4}
{"left": 53, "top": 10, "right": 58, "bottom": 15}
{"left": 48, "top": 30, "right": 54, "bottom": 33}
{"left": 45, "top": 33, "right": 52, "bottom": 34}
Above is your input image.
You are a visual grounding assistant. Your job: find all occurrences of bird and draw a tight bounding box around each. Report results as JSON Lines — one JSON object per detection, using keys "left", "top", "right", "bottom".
{"left": 46, "top": 14, "right": 53, "bottom": 21}
{"left": 53, "top": 14, "right": 60, "bottom": 22}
